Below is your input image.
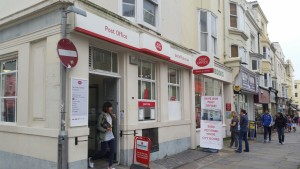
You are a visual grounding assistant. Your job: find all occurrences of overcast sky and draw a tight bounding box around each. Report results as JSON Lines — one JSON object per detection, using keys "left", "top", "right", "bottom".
{"left": 253, "top": 0, "right": 300, "bottom": 80}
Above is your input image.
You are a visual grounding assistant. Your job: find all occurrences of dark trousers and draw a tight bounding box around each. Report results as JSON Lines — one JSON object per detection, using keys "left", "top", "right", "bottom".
{"left": 264, "top": 126, "right": 272, "bottom": 141}
{"left": 277, "top": 127, "right": 285, "bottom": 143}
{"left": 230, "top": 131, "right": 239, "bottom": 147}
{"left": 238, "top": 130, "right": 249, "bottom": 152}
{"left": 92, "top": 138, "right": 115, "bottom": 167}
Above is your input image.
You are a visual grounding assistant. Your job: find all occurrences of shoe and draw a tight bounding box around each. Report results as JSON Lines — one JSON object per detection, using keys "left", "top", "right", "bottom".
{"left": 243, "top": 150, "right": 249, "bottom": 152}
{"left": 282, "top": 142, "right": 285, "bottom": 145}
{"left": 88, "top": 157, "right": 94, "bottom": 168}
{"left": 235, "top": 150, "right": 242, "bottom": 153}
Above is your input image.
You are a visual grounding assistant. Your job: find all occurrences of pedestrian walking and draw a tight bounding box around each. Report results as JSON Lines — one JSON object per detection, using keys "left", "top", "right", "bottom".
{"left": 274, "top": 113, "right": 286, "bottom": 144}
{"left": 235, "top": 109, "right": 249, "bottom": 153}
{"left": 229, "top": 111, "right": 239, "bottom": 149}
{"left": 287, "top": 116, "right": 293, "bottom": 132}
{"left": 262, "top": 109, "right": 273, "bottom": 143}
{"left": 88, "top": 102, "right": 116, "bottom": 169}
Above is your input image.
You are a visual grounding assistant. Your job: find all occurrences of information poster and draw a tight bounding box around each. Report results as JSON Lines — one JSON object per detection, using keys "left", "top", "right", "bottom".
{"left": 70, "top": 78, "right": 88, "bottom": 127}
{"left": 200, "top": 96, "right": 223, "bottom": 149}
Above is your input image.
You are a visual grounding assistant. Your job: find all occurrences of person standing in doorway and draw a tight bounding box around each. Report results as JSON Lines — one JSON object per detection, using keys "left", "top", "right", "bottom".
{"left": 262, "top": 109, "right": 273, "bottom": 143}
{"left": 274, "top": 113, "right": 286, "bottom": 144}
{"left": 229, "top": 111, "right": 239, "bottom": 149}
{"left": 88, "top": 102, "right": 116, "bottom": 169}
{"left": 235, "top": 109, "right": 249, "bottom": 153}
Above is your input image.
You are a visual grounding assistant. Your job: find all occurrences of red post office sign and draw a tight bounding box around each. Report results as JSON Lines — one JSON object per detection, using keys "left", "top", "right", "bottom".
{"left": 132, "top": 136, "right": 151, "bottom": 168}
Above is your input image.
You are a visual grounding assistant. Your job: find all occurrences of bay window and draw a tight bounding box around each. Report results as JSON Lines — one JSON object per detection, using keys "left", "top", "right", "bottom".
{"left": 230, "top": 2, "right": 245, "bottom": 30}
{"left": 1, "top": 59, "right": 18, "bottom": 123}
{"left": 199, "top": 10, "right": 218, "bottom": 57}
{"left": 252, "top": 59, "right": 260, "bottom": 71}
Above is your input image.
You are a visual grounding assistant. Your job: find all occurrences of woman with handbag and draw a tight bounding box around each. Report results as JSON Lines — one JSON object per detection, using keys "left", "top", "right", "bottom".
{"left": 88, "top": 102, "right": 116, "bottom": 169}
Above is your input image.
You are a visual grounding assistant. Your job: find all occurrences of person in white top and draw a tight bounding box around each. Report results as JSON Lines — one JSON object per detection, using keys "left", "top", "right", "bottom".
{"left": 88, "top": 102, "right": 116, "bottom": 169}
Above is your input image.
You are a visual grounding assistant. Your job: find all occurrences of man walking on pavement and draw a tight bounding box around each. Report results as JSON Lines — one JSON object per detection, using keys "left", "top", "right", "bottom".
{"left": 235, "top": 109, "right": 249, "bottom": 153}
{"left": 262, "top": 109, "right": 273, "bottom": 143}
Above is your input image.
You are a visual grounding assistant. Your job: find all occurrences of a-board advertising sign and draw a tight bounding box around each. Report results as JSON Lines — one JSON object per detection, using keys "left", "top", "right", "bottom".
{"left": 200, "top": 96, "right": 223, "bottom": 149}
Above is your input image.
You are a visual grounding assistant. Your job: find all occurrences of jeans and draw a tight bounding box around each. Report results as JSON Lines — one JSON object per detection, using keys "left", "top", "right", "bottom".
{"left": 264, "top": 126, "right": 272, "bottom": 141}
{"left": 238, "top": 130, "right": 249, "bottom": 152}
{"left": 230, "top": 131, "right": 239, "bottom": 147}
{"left": 277, "top": 127, "right": 285, "bottom": 143}
{"left": 92, "top": 138, "right": 115, "bottom": 167}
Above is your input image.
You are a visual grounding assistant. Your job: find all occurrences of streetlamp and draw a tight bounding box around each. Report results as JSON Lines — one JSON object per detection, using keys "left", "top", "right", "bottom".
{"left": 58, "top": 6, "right": 86, "bottom": 169}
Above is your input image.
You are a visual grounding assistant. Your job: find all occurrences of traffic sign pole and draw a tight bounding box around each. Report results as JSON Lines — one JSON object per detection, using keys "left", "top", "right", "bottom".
{"left": 58, "top": 8, "right": 68, "bottom": 169}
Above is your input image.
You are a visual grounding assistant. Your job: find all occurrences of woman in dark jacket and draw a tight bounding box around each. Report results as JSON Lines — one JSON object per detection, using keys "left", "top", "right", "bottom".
{"left": 275, "top": 113, "right": 286, "bottom": 144}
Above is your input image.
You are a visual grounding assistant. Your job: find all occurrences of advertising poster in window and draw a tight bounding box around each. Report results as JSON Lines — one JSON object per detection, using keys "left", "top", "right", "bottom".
{"left": 70, "top": 78, "right": 88, "bottom": 127}
{"left": 200, "top": 96, "right": 223, "bottom": 149}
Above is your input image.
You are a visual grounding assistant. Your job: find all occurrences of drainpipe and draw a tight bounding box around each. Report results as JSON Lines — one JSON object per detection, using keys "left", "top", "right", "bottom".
{"left": 258, "top": 33, "right": 260, "bottom": 54}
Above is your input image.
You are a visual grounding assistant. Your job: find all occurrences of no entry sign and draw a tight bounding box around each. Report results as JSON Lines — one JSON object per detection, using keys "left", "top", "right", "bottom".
{"left": 57, "top": 38, "right": 78, "bottom": 68}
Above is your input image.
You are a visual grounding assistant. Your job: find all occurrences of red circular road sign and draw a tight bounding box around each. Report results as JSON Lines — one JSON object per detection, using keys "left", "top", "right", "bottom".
{"left": 195, "top": 55, "right": 210, "bottom": 67}
{"left": 57, "top": 38, "right": 78, "bottom": 68}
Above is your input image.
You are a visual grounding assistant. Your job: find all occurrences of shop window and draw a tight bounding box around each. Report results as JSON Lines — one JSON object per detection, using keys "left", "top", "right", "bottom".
{"left": 168, "top": 68, "right": 180, "bottom": 101}
{"left": 205, "top": 77, "right": 214, "bottom": 96}
{"left": 138, "top": 60, "right": 156, "bottom": 100}
{"left": 142, "top": 128, "right": 159, "bottom": 152}
{"left": 214, "top": 80, "right": 222, "bottom": 96}
{"left": 89, "top": 47, "right": 118, "bottom": 73}
{"left": 0, "top": 59, "right": 18, "bottom": 123}
{"left": 195, "top": 75, "right": 204, "bottom": 129}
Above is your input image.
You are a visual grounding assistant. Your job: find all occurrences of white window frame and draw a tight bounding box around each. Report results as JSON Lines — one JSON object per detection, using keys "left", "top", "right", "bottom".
{"left": 121, "top": 0, "right": 137, "bottom": 22}
{"left": 168, "top": 68, "right": 180, "bottom": 101}
{"left": 199, "top": 10, "right": 218, "bottom": 57}
{"left": 229, "top": 2, "right": 245, "bottom": 31}
{"left": 0, "top": 58, "right": 18, "bottom": 124}
{"left": 119, "top": 0, "right": 161, "bottom": 32}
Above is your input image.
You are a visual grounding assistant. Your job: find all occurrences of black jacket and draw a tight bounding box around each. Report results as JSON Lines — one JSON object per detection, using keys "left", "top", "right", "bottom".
{"left": 275, "top": 117, "right": 286, "bottom": 128}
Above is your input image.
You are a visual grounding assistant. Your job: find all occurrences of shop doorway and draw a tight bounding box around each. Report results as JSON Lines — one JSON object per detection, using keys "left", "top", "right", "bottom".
{"left": 88, "top": 74, "right": 120, "bottom": 168}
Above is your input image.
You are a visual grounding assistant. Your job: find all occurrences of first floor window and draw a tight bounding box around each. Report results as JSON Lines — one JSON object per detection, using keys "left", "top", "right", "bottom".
{"left": 168, "top": 68, "right": 180, "bottom": 101}
{"left": 143, "top": 0, "right": 158, "bottom": 27}
{"left": 252, "top": 60, "right": 259, "bottom": 70}
{"left": 89, "top": 47, "right": 118, "bottom": 73}
{"left": 0, "top": 59, "right": 18, "bottom": 123}
{"left": 122, "top": 0, "right": 135, "bottom": 18}
{"left": 199, "top": 10, "right": 218, "bottom": 55}
{"left": 231, "top": 45, "right": 238, "bottom": 57}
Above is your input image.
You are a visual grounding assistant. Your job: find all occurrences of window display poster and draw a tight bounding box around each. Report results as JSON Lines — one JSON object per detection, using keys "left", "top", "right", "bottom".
{"left": 200, "top": 96, "right": 223, "bottom": 150}
{"left": 70, "top": 78, "right": 88, "bottom": 127}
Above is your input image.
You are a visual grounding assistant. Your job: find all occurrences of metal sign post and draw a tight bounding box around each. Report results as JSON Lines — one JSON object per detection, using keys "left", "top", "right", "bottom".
{"left": 57, "top": 6, "right": 86, "bottom": 169}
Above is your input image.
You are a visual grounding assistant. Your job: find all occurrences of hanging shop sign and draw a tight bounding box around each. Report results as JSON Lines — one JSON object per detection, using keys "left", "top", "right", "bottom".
{"left": 193, "top": 55, "right": 214, "bottom": 74}
{"left": 240, "top": 70, "right": 257, "bottom": 93}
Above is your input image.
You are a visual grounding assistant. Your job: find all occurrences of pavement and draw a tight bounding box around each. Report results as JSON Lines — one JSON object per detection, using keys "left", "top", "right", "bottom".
{"left": 113, "top": 126, "right": 300, "bottom": 169}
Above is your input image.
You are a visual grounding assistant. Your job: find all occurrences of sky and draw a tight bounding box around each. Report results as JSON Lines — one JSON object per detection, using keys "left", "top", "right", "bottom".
{"left": 254, "top": 0, "right": 300, "bottom": 80}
